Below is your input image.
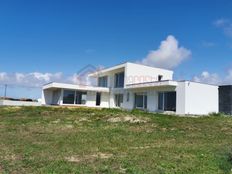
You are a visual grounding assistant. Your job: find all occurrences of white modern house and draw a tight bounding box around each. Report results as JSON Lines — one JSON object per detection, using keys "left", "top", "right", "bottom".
{"left": 42, "top": 62, "right": 219, "bottom": 115}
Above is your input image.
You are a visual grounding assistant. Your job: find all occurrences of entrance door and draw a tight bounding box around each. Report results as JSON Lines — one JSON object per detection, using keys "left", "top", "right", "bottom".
{"left": 96, "top": 92, "right": 101, "bottom": 106}
{"left": 115, "top": 94, "right": 123, "bottom": 107}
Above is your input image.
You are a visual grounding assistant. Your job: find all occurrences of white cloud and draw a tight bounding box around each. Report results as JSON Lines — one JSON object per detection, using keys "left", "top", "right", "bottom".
{"left": 141, "top": 35, "right": 191, "bottom": 69}
{"left": 214, "top": 18, "right": 229, "bottom": 27}
{"left": 225, "top": 69, "right": 232, "bottom": 83}
{"left": 0, "top": 72, "right": 8, "bottom": 81}
{"left": 0, "top": 72, "right": 64, "bottom": 87}
{"left": 69, "top": 73, "right": 79, "bottom": 84}
{"left": 193, "top": 71, "right": 221, "bottom": 85}
{"left": 201, "top": 41, "right": 216, "bottom": 48}
{"left": 30, "top": 72, "right": 62, "bottom": 82}
{"left": 0, "top": 70, "right": 98, "bottom": 88}
{"left": 15, "top": 73, "right": 25, "bottom": 82}
{"left": 193, "top": 69, "right": 232, "bottom": 85}
{"left": 214, "top": 18, "right": 232, "bottom": 38}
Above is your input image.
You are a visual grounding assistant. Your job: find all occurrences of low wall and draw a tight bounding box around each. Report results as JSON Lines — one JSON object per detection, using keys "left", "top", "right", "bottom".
{"left": 0, "top": 100, "right": 41, "bottom": 106}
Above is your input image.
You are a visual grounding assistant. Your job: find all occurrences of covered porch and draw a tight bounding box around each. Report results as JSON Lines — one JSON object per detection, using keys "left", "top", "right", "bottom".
{"left": 42, "top": 82, "right": 110, "bottom": 107}
{"left": 124, "top": 80, "right": 178, "bottom": 112}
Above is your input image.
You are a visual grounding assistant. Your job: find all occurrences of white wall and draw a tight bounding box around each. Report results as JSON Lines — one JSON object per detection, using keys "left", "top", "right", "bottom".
{"left": 86, "top": 91, "right": 109, "bottom": 108}
{"left": 125, "top": 62, "right": 173, "bottom": 85}
{"left": 0, "top": 100, "right": 41, "bottom": 106}
{"left": 100, "top": 92, "right": 110, "bottom": 107}
{"left": 42, "top": 89, "right": 53, "bottom": 105}
{"left": 176, "top": 82, "right": 186, "bottom": 115}
{"left": 86, "top": 91, "right": 97, "bottom": 107}
{"left": 176, "top": 81, "right": 218, "bottom": 115}
{"left": 52, "top": 89, "right": 62, "bottom": 105}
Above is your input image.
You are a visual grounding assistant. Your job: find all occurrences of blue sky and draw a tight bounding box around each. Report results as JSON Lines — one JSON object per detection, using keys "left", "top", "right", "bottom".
{"left": 0, "top": 0, "right": 232, "bottom": 99}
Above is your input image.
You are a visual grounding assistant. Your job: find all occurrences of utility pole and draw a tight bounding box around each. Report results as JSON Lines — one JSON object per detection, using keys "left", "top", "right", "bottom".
{"left": 4, "top": 84, "right": 7, "bottom": 98}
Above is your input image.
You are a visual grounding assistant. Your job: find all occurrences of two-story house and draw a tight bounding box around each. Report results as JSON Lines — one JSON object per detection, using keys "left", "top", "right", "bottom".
{"left": 42, "top": 62, "right": 219, "bottom": 115}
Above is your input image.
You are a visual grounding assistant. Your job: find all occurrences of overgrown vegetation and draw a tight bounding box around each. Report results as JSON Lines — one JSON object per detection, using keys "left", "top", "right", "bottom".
{"left": 0, "top": 106, "right": 232, "bottom": 174}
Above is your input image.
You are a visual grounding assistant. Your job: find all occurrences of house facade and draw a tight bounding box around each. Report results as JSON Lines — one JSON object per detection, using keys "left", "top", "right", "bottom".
{"left": 42, "top": 62, "right": 219, "bottom": 115}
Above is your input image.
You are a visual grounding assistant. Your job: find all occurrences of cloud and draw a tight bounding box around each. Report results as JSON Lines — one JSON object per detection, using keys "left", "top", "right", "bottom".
{"left": 0, "top": 70, "right": 99, "bottom": 88}
{"left": 140, "top": 35, "right": 191, "bottom": 69}
{"left": 193, "top": 71, "right": 221, "bottom": 85}
{"left": 193, "top": 69, "right": 232, "bottom": 85}
{"left": 15, "top": 73, "right": 25, "bottom": 82}
{"left": 201, "top": 41, "right": 216, "bottom": 48}
{"left": 214, "top": 18, "right": 232, "bottom": 38}
{"left": 0, "top": 72, "right": 8, "bottom": 81}
{"left": 30, "top": 72, "right": 62, "bottom": 82}
{"left": 0, "top": 72, "right": 64, "bottom": 87}
{"left": 213, "top": 18, "right": 229, "bottom": 27}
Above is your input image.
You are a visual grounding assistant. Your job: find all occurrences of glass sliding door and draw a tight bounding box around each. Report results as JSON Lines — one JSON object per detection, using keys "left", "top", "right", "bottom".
{"left": 75, "top": 91, "right": 87, "bottom": 105}
{"left": 134, "top": 93, "right": 147, "bottom": 110}
{"left": 63, "top": 90, "right": 75, "bottom": 104}
{"left": 158, "top": 93, "right": 164, "bottom": 110}
{"left": 115, "top": 94, "right": 123, "bottom": 107}
{"left": 158, "top": 92, "right": 176, "bottom": 111}
{"left": 63, "top": 90, "right": 87, "bottom": 105}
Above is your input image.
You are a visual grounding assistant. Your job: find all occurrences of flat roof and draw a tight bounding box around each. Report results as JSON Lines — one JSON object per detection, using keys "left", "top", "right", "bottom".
{"left": 43, "top": 82, "right": 110, "bottom": 92}
{"left": 125, "top": 80, "right": 178, "bottom": 89}
{"left": 89, "top": 62, "right": 173, "bottom": 77}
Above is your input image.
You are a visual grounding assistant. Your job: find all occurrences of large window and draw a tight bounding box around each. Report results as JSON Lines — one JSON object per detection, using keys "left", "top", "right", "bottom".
{"left": 76, "top": 91, "right": 87, "bottom": 104}
{"left": 63, "top": 90, "right": 87, "bottom": 105}
{"left": 115, "top": 72, "right": 124, "bottom": 88}
{"left": 115, "top": 94, "right": 123, "bottom": 107}
{"left": 98, "top": 76, "right": 108, "bottom": 87}
{"left": 134, "top": 93, "right": 147, "bottom": 109}
{"left": 63, "top": 90, "right": 75, "bottom": 104}
{"left": 158, "top": 92, "right": 176, "bottom": 111}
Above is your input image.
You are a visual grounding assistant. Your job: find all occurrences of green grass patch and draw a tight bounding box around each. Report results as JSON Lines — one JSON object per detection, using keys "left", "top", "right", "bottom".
{"left": 0, "top": 106, "right": 232, "bottom": 173}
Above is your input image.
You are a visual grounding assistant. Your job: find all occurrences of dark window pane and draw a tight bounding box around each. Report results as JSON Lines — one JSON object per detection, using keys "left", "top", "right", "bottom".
{"left": 115, "top": 94, "right": 123, "bottom": 107}
{"left": 158, "top": 75, "right": 163, "bottom": 81}
{"left": 135, "top": 94, "right": 144, "bottom": 108}
{"left": 165, "top": 92, "right": 176, "bottom": 111}
{"left": 76, "top": 91, "right": 87, "bottom": 104}
{"left": 127, "top": 92, "right": 130, "bottom": 102}
{"left": 96, "top": 92, "right": 101, "bottom": 106}
{"left": 158, "top": 92, "right": 176, "bottom": 111}
{"left": 98, "top": 76, "right": 108, "bottom": 87}
{"left": 115, "top": 72, "right": 124, "bottom": 88}
{"left": 144, "top": 95, "right": 147, "bottom": 109}
{"left": 63, "top": 90, "right": 75, "bottom": 104}
{"left": 158, "top": 93, "right": 164, "bottom": 110}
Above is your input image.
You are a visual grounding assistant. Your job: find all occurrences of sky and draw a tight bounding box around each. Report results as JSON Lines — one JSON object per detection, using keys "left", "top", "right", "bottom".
{"left": 0, "top": 0, "right": 232, "bottom": 99}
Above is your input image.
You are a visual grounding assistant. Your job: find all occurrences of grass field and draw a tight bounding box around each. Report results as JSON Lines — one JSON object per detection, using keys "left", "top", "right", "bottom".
{"left": 0, "top": 106, "right": 232, "bottom": 174}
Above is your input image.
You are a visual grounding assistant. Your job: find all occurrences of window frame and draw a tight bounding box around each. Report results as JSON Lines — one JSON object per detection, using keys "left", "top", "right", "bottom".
{"left": 63, "top": 90, "right": 75, "bottom": 104}
{"left": 114, "top": 72, "right": 125, "bottom": 88}
{"left": 134, "top": 92, "right": 147, "bottom": 110}
{"left": 115, "top": 94, "right": 123, "bottom": 107}
{"left": 98, "top": 76, "right": 108, "bottom": 87}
